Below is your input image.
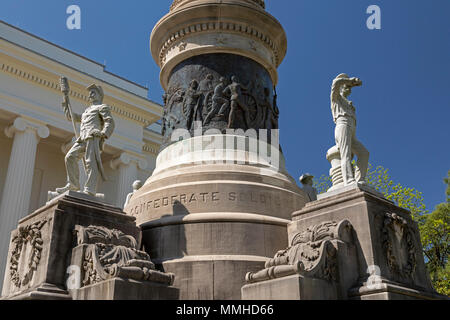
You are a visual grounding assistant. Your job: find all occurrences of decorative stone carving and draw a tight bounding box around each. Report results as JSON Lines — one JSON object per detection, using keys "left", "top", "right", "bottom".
{"left": 245, "top": 220, "right": 353, "bottom": 284}
{"left": 381, "top": 213, "right": 417, "bottom": 279}
{"left": 151, "top": 0, "right": 287, "bottom": 92}
{"left": 74, "top": 225, "right": 175, "bottom": 287}
{"left": 9, "top": 219, "right": 48, "bottom": 288}
{"left": 160, "top": 54, "right": 280, "bottom": 149}
{"left": 170, "top": 0, "right": 266, "bottom": 12}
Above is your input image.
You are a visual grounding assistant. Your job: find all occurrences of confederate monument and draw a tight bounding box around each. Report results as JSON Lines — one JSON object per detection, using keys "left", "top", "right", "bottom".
{"left": 1, "top": 0, "right": 446, "bottom": 301}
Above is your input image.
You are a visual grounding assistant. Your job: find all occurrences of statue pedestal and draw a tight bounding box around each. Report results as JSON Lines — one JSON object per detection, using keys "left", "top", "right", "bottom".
{"left": 1, "top": 191, "right": 178, "bottom": 300}
{"left": 242, "top": 274, "right": 338, "bottom": 300}
{"left": 242, "top": 186, "right": 447, "bottom": 300}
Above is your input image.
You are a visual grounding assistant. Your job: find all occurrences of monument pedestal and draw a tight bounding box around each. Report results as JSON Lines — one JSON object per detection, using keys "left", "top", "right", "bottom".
{"left": 125, "top": 135, "right": 307, "bottom": 299}
{"left": 1, "top": 191, "right": 178, "bottom": 300}
{"left": 242, "top": 185, "right": 447, "bottom": 300}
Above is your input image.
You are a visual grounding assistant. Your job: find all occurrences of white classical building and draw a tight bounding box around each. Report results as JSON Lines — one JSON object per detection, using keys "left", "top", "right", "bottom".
{"left": 0, "top": 21, "right": 163, "bottom": 286}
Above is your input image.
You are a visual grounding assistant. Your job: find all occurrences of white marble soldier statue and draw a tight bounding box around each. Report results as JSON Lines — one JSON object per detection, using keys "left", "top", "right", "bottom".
{"left": 57, "top": 84, "right": 115, "bottom": 196}
{"left": 331, "top": 73, "right": 369, "bottom": 186}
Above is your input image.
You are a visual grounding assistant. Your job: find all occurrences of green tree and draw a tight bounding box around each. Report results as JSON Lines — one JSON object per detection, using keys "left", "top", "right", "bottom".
{"left": 313, "top": 164, "right": 449, "bottom": 296}
{"left": 313, "top": 163, "right": 427, "bottom": 218}
{"left": 421, "top": 202, "right": 450, "bottom": 296}
{"left": 421, "top": 171, "right": 450, "bottom": 296}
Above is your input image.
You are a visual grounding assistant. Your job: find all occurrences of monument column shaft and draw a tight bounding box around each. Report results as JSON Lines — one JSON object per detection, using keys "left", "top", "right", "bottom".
{"left": 0, "top": 117, "right": 49, "bottom": 289}
{"left": 132, "top": 0, "right": 300, "bottom": 299}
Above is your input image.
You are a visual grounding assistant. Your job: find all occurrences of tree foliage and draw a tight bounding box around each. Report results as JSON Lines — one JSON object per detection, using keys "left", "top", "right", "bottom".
{"left": 313, "top": 164, "right": 449, "bottom": 296}
{"left": 423, "top": 170, "right": 450, "bottom": 296}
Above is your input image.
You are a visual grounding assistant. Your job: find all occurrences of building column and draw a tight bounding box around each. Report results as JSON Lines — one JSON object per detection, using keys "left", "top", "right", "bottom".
{"left": 110, "top": 153, "right": 147, "bottom": 208}
{"left": 0, "top": 117, "right": 49, "bottom": 288}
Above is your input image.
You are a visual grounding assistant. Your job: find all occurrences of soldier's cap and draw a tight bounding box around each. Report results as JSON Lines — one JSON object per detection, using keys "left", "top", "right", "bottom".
{"left": 87, "top": 84, "right": 104, "bottom": 99}
{"left": 299, "top": 173, "right": 314, "bottom": 183}
{"left": 335, "top": 73, "right": 350, "bottom": 80}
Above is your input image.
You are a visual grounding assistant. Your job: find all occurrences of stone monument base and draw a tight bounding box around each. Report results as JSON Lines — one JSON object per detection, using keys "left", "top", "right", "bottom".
{"left": 1, "top": 283, "right": 71, "bottom": 300}
{"left": 126, "top": 135, "right": 307, "bottom": 299}
{"left": 242, "top": 274, "right": 338, "bottom": 300}
{"left": 1, "top": 191, "right": 178, "bottom": 300}
{"left": 241, "top": 185, "right": 448, "bottom": 300}
{"left": 72, "top": 278, "right": 178, "bottom": 300}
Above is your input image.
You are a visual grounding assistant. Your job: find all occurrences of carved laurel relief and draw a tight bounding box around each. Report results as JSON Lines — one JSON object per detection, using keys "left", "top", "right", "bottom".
{"left": 74, "top": 225, "right": 174, "bottom": 287}
{"left": 9, "top": 219, "right": 48, "bottom": 288}
{"left": 246, "top": 220, "right": 353, "bottom": 284}
{"left": 381, "top": 213, "right": 417, "bottom": 279}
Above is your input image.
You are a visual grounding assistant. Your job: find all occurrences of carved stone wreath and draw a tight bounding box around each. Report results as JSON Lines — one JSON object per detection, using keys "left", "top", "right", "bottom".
{"left": 381, "top": 213, "right": 417, "bottom": 279}
{"left": 9, "top": 219, "right": 48, "bottom": 288}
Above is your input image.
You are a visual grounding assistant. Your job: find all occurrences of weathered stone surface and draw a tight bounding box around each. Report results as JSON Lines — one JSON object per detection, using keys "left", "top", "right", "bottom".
{"left": 290, "top": 186, "right": 445, "bottom": 300}
{"left": 72, "top": 278, "right": 178, "bottom": 300}
{"left": 242, "top": 186, "right": 448, "bottom": 300}
{"left": 242, "top": 274, "right": 338, "bottom": 300}
{"left": 124, "top": 134, "right": 307, "bottom": 300}
{"left": 142, "top": 219, "right": 289, "bottom": 300}
{"left": 242, "top": 219, "right": 358, "bottom": 300}
{"left": 2, "top": 191, "right": 135, "bottom": 299}
{"left": 151, "top": 0, "right": 287, "bottom": 90}
{"left": 160, "top": 255, "right": 266, "bottom": 300}
{"left": 161, "top": 53, "right": 278, "bottom": 149}
{"left": 127, "top": 135, "right": 306, "bottom": 224}
{"left": 1, "top": 191, "right": 178, "bottom": 300}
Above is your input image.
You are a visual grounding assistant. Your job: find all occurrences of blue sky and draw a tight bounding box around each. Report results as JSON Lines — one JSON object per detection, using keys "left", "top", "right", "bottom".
{"left": 1, "top": 0, "right": 449, "bottom": 211}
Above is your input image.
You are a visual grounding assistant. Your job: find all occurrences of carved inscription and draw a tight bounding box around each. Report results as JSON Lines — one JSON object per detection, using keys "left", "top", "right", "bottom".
{"left": 130, "top": 191, "right": 283, "bottom": 216}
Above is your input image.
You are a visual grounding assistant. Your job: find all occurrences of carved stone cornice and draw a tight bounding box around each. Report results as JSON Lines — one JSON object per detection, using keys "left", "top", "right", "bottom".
{"left": 0, "top": 62, "right": 158, "bottom": 126}
{"left": 151, "top": 0, "right": 287, "bottom": 90}
{"left": 170, "top": 0, "right": 266, "bottom": 12}
{"left": 143, "top": 143, "right": 159, "bottom": 156}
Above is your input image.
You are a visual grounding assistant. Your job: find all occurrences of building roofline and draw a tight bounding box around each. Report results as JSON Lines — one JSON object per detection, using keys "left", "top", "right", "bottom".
{"left": 0, "top": 20, "right": 153, "bottom": 94}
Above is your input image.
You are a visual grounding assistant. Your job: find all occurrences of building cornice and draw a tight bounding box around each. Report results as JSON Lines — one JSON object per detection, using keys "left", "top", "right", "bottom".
{"left": 0, "top": 46, "right": 162, "bottom": 126}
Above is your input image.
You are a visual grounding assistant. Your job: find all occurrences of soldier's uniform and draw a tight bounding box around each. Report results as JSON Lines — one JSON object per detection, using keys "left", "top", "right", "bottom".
{"left": 60, "top": 85, "right": 115, "bottom": 195}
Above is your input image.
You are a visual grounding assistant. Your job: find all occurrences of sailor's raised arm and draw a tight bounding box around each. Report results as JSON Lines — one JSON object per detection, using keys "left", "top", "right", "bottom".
{"left": 331, "top": 77, "right": 361, "bottom": 101}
